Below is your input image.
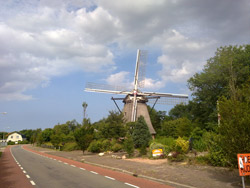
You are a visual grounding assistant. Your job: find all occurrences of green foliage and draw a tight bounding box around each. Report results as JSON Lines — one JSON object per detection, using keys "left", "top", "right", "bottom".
{"left": 215, "top": 86, "right": 250, "bottom": 167}
{"left": 74, "top": 123, "right": 94, "bottom": 153}
{"left": 18, "top": 140, "right": 29, "bottom": 144}
{"left": 111, "top": 143, "right": 122, "bottom": 152}
{"left": 132, "top": 116, "right": 152, "bottom": 148}
{"left": 123, "top": 134, "right": 134, "bottom": 157}
{"left": 50, "top": 134, "right": 62, "bottom": 149}
{"left": 62, "top": 142, "right": 80, "bottom": 151}
{"left": 192, "top": 139, "right": 207, "bottom": 152}
{"left": 161, "top": 117, "right": 193, "bottom": 138}
{"left": 169, "top": 104, "right": 191, "bottom": 120}
{"left": 174, "top": 137, "right": 189, "bottom": 153}
{"left": 148, "top": 106, "right": 168, "bottom": 132}
{"left": 41, "top": 128, "right": 53, "bottom": 142}
{"left": 153, "top": 137, "right": 175, "bottom": 153}
{"left": 0, "top": 152, "right": 2, "bottom": 158}
{"left": 8, "top": 141, "right": 15, "bottom": 145}
{"left": 102, "top": 139, "right": 112, "bottom": 151}
{"left": 149, "top": 142, "right": 165, "bottom": 157}
{"left": 188, "top": 45, "right": 250, "bottom": 129}
{"left": 88, "top": 140, "right": 103, "bottom": 153}
{"left": 97, "top": 111, "right": 126, "bottom": 140}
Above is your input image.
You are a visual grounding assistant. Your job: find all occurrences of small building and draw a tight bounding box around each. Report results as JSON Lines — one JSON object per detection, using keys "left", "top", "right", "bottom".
{"left": 7, "top": 132, "right": 26, "bottom": 144}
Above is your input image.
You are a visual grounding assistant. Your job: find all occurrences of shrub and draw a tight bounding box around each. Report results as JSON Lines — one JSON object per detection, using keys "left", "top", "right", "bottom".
{"left": 123, "top": 134, "right": 134, "bottom": 157}
{"left": 149, "top": 142, "right": 165, "bottom": 158}
{"left": 174, "top": 137, "right": 189, "bottom": 153}
{"left": 18, "top": 140, "right": 29, "bottom": 144}
{"left": 192, "top": 139, "right": 207, "bottom": 152}
{"left": 8, "top": 141, "right": 15, "bottom": 145}
{"left": 62, "top": 142, "right": 80, "bottom": 151}
{"left": 111, "top": 143, "right": 122, "bottom": 152}
{"left": 88, "top": 140, "right": 103, "bottom": 153}
{"left": 102, "top": 139, "right": 111, "bottom": 151}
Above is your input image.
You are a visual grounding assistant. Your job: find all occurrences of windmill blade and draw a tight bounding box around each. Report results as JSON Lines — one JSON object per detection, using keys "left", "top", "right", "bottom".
{"left": 137, "top": 50, "right": 147, "bottom": 88}
{"left": 85, "top": 82, "right": 131, "bottom": 95}
{"left": 142, "top": 91, "right": 188, "bottom": 98}
{"left": 147, "top": 95, "right": 188, "bottom": 105}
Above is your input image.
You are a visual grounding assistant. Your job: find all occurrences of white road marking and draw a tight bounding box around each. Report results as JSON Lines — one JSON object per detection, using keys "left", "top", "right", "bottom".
{"left": 30, "top": 181, "right": 36, "bottom": 185}
{"left": 58, "top": 160, "right": 62, "bottom": 163}
{"left": 64, "top": 162, "right": 68, "bottom": 165}
{"left": 80, "top": 168, "right": 85, "bottom": 170}
{"left": 20, "top": 167, "right": 23, "bottom": 170}
{"left": 26, "top": 175, "right": 30, "bottom": 178}
{"left": 23, "top": 170, "right": 26, "bottom": 173}
{"left": 90, "top": 171, "right": 98, "bottom": 174}
{"left": 105, "top": 176, "right": 115, "bottom": 180}
{"left": 71, "top": 165, "right": 76, "bottom": 167}
{"left": 125, "top": 183, "right": 140, "bottom": 188}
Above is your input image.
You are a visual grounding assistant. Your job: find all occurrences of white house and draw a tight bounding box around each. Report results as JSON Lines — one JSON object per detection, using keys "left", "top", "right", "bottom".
{"left": 7, "top": 132, "right": 25, "bottom": 143}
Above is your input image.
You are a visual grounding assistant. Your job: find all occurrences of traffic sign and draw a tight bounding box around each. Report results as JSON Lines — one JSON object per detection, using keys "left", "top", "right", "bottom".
{"left": 238, "top": 154, "right": 250, "bottom": 176}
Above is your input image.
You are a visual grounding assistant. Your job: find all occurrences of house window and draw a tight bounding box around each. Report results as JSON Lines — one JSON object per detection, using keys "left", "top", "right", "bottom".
{"left": 11, "top": 136, "right": 13, "bottom": 139}
{"left": 16, "top": 136, "right": 19, "bottom": 139}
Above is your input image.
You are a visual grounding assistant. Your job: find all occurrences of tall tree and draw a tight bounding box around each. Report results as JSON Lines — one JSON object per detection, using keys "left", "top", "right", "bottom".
{"left": 188, "top": 45, "right": 250, "bottom": 129}
{"left": 132, "top": 116, "right": 152, "bottom": 148}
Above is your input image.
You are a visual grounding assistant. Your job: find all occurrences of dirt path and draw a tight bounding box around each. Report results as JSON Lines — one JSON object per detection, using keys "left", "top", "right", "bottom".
{"left": 27, "top": 145, "right": 242, "bottom": 188}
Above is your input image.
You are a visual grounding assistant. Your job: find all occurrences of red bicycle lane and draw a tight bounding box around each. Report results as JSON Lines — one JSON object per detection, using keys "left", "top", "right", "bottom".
{"left": 0, "top": 146, "right": 33, "bottom": 188}
{"left": 23, "top": 145, "right": 172, "bottom": 188}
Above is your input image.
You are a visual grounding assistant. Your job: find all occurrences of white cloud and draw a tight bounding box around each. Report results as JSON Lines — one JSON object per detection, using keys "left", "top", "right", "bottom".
{"left": 106, "top": 71, "right": 130, "bottom": 86}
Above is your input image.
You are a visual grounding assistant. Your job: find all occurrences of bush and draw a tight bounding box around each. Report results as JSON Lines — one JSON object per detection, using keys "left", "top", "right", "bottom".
{"left": 174, "top": 137, "right": 189, "bottom": 153}
{"left": 192, "top": 139, "right": 207, "bottom": 152}
{"left": 111, "top": 143, "right": 122, "bottom": 152}
{"left": 149, "top": 142, "right": 165, "bottom": 158}
{"left": 102, "top": 139, "right": 111, "bottom": 151}
{"left": 7, "top": 141, "right": 15, "bottom": 145}
{"left": 18, "top": 140, "right": 29, "bottom": 144}
{"left": 123, "top": 134, "right": 134, "bottom": 157}
{"left": 62, "top": 142, "right": 80, "bottom": 151}
{"left": 88, "top": 140, "right": 103, "bottom": 153}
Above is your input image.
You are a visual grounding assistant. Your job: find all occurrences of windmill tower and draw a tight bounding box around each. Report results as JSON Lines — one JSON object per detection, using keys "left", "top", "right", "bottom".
{"left": 85, "top": 49, "right": 188, "bottom": 136}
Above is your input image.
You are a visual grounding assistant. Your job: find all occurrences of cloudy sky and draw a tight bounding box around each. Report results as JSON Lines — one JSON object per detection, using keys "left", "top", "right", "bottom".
{"left": 0, "top": 0, "right": 249, "bottom": 131}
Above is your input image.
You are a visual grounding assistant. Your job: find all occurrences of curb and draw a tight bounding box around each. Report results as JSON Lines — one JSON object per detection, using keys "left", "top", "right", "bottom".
{"left": 83, "top": 160, "right": 196, "bottom": 188}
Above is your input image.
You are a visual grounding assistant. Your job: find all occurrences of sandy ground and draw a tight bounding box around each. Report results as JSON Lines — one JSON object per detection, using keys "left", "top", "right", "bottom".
{"left": 26, "top": 145, "right": 244, "bottom": 188}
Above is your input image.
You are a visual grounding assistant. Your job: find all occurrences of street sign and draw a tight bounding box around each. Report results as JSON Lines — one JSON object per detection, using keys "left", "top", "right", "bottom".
{"left": 152, "top": 149, "right": 163, "bottom": 157}
{"left": 238, "top": 154, "right": 250, "bottom": 176}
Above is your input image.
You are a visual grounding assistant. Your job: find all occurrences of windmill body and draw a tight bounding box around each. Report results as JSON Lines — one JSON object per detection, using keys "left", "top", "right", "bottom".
{"left": 85, "top": 49, "right": 188, "bottom": 136}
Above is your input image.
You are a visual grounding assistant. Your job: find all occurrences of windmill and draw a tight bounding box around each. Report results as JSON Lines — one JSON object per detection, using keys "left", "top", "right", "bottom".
{"left": 85, "top": 49, "right": 188, "bottom": 136}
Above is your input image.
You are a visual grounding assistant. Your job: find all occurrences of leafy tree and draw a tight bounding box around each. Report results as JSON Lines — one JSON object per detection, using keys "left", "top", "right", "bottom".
{"left": 132, "top": 116, "right": 152, "bottom": 148}
{"left": 148, "top": 106, "right": 168, "bottom": 132}
{"left": 51, "top": 134, "right": 62, "bottom": 149}
{"left": 74, "top": 121, "right": 94, "bottom": 154}
{"left": 161, "top": 117, "right": 193, "bottom": 138}
{"left": 41, "top": 128, "right": 53, "bottom": 142}
{"left": 217, "top": 85, "right": 250, "bottom": 167}
{"left": 188, "top": 45, "right": 250, "bottom": 129}
{"left": 99, "top": 111, "right": 126, "bottom": 139}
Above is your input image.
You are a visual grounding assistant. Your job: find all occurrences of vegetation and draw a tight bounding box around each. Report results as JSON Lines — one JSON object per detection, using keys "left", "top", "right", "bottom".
{"left": 7, "top": 44, "right": 249, "bottom": 168}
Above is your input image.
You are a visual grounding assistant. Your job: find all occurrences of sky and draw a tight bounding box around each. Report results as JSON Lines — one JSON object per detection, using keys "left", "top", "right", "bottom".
{"left": 0, "top": 0, "right": 250, "bottom": 132}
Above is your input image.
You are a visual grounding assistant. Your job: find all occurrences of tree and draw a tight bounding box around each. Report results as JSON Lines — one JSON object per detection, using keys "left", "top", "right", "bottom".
{"left": 74, "top": 122, "right": 94, "bottom": 154}
{"left": 217, "top": 85, "right": 250, "bottom": 167}
{"left": 132, "top": 116, "right": 152, "bottom": 149}
{"left": 161, "top": 117, "right": 193, "bottom": 138}
{"left": 99, "top": 111, "right": 126, "bottom": 139}
{"left": 123, "top": 133, "right": 134, "bottom": 157}
{"left": 188, "top": 45, "right": 250, "bottom": 130}
{"left": 148, "top": 106, "right": 168, "bottom": 132}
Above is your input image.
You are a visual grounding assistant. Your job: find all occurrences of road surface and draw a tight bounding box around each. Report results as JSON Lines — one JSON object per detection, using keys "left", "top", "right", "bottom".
{"left": 7, "top": 145, "right": 169, "bottom": 188}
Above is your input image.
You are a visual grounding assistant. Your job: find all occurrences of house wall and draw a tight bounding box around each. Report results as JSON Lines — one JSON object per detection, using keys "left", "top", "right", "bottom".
{"left": 7, "top": 133, "right": 23, "bottom": 142}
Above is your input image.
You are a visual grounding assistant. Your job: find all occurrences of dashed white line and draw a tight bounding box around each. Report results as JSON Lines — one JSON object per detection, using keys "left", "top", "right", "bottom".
{"left": 71, "top": 165, "right": 76, "bottom": 167}
{"left": 26, "top": 175, "right": 30, "bottom": 178}
{"left": 64, "top": 162, "right": 68, "bottom": 165}
{"left": 90, "top": 171, "right": 98, "bottom": 174}
{"left": 80, "top": 168, "right": 85, "bottom": 170}
{"left": 30, "top": 181, "right": 36, "bottom": 185}
{"left": 124, "top": 183, "right": 139, "bottom": 188}
{"left": 105, "top": 176, "right": 115, "bottom": 180}
{"left": 23, "top": 170, "right": 26, "bottom": 173}
{"left": 58, "top": 160, "right": 62, "bottom": 163}
{"left": 20, "top": 167, "right": 23, "bottom": 170}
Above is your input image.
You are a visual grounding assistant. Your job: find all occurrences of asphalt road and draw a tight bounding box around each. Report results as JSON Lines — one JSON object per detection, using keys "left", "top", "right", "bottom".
{"left": 11, "top": 145, "right": 140, "bottom": 188}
